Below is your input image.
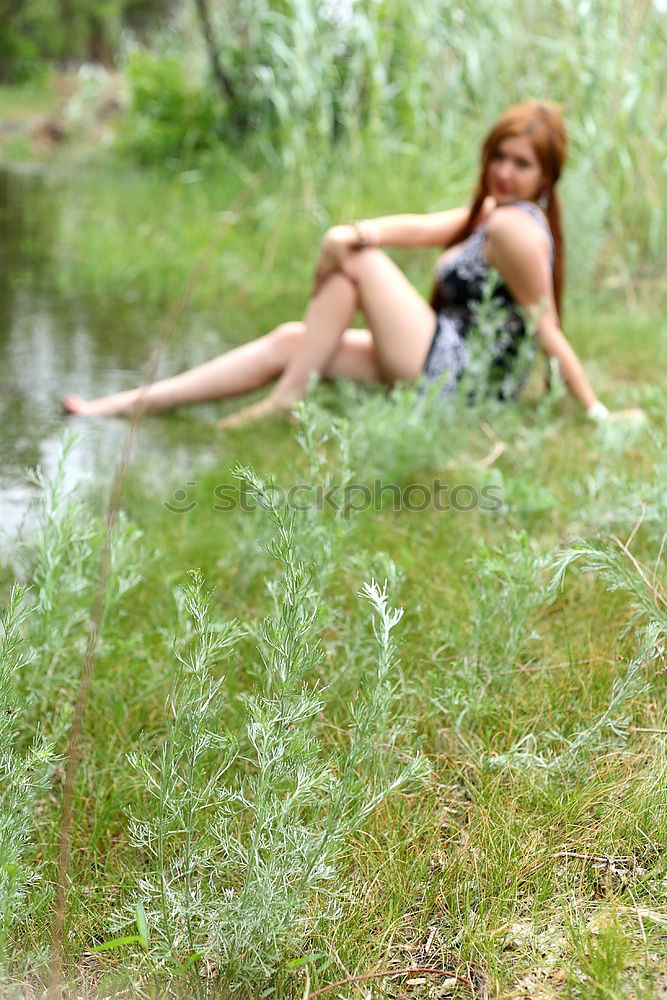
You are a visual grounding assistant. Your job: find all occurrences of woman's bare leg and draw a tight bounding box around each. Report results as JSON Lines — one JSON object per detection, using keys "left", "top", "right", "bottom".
{"left": 63, "top": 248, "right": 434, "bottom": 421}
{"left": 62, "top": 321, "right": 384, "bottom": 418}
{"left": 62, "top": 325, "right": 308, "bottom": 417}
{"left": 218, "top": 248, "right": 435, "bottom": 427}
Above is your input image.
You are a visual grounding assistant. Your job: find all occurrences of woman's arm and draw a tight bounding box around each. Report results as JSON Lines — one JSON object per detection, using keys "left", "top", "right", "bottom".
{"left": 485, "top": 206, "right": 602, "bottom": 414}
{"left": 337, "top": 206, "right": 475, "bottom": 249}
{"left": 313, "top": 202, "right": 494, "bottom": 290}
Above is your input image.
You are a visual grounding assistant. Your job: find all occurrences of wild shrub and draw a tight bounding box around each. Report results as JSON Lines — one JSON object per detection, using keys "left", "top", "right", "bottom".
{"left": 573, "top": 411, "right": 667, "bottom": 540}
{"left": 119, "top": 50, "right": 222, "bottom": 164}
{"left": 120, "top": 465, "right": 427, "bottom": 994}
{"left": 427, "top": 530, "right": 551, "bottom": 734}
{"left": 457, "top": 272, "right": 540, "bottom": 404}
{"left": 214, "top": 396, "right": 428, "bottom": 618}
{"left": 468, "top": 530, "right": 551, "bottom": 673}
{"left": 295, "top": 376, "right": 513, "bottom": 496}
{"left": 0, "top": 585, "right": 56, "bottom": 973}
{"left": 14, "top": 437, "right": 144, "bottom": 739}
{"left": 486, "top": 533, "right": 666, "bottom": 775}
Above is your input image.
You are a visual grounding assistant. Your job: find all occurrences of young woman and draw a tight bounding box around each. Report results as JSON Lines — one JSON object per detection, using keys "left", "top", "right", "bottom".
{"left": 63, "top": 101, "right": 636, "bottom": 426}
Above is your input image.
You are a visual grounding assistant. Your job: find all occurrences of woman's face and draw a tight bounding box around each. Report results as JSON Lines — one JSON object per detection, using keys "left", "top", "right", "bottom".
{"left": 487, "top": 133, "right": 546, "bottom": 206}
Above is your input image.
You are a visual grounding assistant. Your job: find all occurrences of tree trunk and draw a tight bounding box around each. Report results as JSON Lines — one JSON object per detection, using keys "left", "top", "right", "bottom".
{"left": 192, "top": 0, "right": 236, "bottom": 104}
{"left": 88, "top": 15, "right": 115, "bottom": 68}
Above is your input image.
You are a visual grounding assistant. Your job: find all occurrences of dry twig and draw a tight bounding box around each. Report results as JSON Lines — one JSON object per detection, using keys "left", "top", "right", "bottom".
{"left": 611, "top": 534, "right": 667, "bottom": 611}
{"left": 307, "top": 965, "right": 472, "bottom": 998}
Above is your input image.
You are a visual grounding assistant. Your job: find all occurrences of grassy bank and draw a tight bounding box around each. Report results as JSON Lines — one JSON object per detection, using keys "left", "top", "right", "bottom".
{"left": 1, "top": 51, "right": 667, "bottom": 1000}
{"left": 0, "top": 81, "right": 57, "bottom": 120}
{"left": 1, "top": 326, "right": 666, "bottom": 998}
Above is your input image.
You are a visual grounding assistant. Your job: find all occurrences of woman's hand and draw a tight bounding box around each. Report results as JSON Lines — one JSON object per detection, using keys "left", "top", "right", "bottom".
{"left": 606, "top": 408, "right": 647, "bottom": 423}
{"left": 313, "top": 225, "right": 358, "bottom": 292}
{"left": 587, "top": 401, "right": 647, "bottom": 424}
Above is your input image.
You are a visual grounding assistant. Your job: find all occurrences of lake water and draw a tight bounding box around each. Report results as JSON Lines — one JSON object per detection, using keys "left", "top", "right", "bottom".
{"left": 0, "top": 164, "right": 228, "bottom": 555}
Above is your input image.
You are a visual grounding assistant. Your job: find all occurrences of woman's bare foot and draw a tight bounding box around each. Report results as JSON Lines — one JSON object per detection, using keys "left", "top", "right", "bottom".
{"left": 217, "top": 395, "right": 295, "bottom": 430}
{"left": 63, "top": 394, "right": 99, "bottom": 416}
{"left": 62, "top": 391, "right": 140, "bottom": 417}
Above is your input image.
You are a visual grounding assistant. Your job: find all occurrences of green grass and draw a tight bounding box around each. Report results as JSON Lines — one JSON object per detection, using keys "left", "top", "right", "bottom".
{"left": 0, "top": 80, "right": 57, "bottom": 120}
{"left": 1, "top": 20, "right": 667, "bottom": 991}
{"left": 0, "top": 79, "right": 60, "bottom": 162}
{"left": 2, "top": 355, "right": 666, "bottom": 997}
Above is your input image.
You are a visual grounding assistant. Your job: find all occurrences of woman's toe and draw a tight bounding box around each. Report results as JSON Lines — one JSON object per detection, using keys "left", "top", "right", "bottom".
{"left": 62, "top": 394, "right": 88, "bottom": 414}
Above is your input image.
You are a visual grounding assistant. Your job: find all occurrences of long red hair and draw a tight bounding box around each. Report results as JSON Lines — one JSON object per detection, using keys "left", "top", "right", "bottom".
{"left": 434, "top": 101, "right": 568, "bottom": 317}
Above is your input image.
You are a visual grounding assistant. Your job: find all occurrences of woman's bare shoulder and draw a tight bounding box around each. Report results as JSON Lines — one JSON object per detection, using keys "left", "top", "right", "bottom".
{"left": 486, "top": 203, "right": 551, "bottom": 255}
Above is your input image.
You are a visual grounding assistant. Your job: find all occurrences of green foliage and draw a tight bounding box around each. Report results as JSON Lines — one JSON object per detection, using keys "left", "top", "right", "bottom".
{"left": 0, "top": 88, "right": 665, "bottom": 992}
{"left": 119, "top": 50, "right": 222, "bottom": 164}
{"left": 14, "top": 437, "right": 144, "bottom": 738}
{"left": 5, "top": 0, "right": 667, "bottom": 285}
{"left": 460, "top": 272, "right": 539, "bottom": 402}
{"left": 123, "top": 570, "right": 242, "bottom": 977}
{"left": 0, "top": 0, "right": 58, "bottom": 83}
{"left": 1, "top": 364, "right": 666, "bottom": 993}
{"left": 0, "top": 0, "right": 173, "bottom": 81}
{"left": 486, "top": 635, "right": 654, "bottom": 774}
{"left": 484, "top": 523, "right": 667, "bottom": 775}
{"left": 107, "top": 0, "right": 666, "bottom": 288}
{"left": 0, "top": 586, "right": 56, "bottom": 970}
{"left": 468, "top": 530, "right": 551, "bottom": 673}
{"left": 117, "top": 467, "right": 426, "bottom": 993}
{"left": 292, "top": 381, "right": 464, "bottom": 489}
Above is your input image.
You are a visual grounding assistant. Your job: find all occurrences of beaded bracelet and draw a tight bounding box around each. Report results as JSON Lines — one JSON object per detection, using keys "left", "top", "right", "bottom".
{"left": 352, "top": 219, "right": 380, "bottom": 249}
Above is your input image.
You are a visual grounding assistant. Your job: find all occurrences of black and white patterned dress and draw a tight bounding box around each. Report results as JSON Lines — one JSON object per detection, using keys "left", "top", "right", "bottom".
{"left": 422, "top": 200, "right": 554, "bottom": 399}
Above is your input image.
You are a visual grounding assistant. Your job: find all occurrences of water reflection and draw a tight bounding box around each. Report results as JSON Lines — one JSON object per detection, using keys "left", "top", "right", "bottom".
{"left": 0, "top": 165, "right": 225, "bottom": 557}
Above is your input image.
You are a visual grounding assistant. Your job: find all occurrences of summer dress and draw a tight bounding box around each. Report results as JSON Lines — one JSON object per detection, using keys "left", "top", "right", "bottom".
{"left": 422, "top": 200, "right": 554, "bottom": 399}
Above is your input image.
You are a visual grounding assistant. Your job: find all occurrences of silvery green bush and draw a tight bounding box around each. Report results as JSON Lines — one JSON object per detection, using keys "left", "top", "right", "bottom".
{"left": 120, "top": 466, "right": 427, "bottom": 993}
{"left": 0, "top": 586, "right": 56, "bottom": 973}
